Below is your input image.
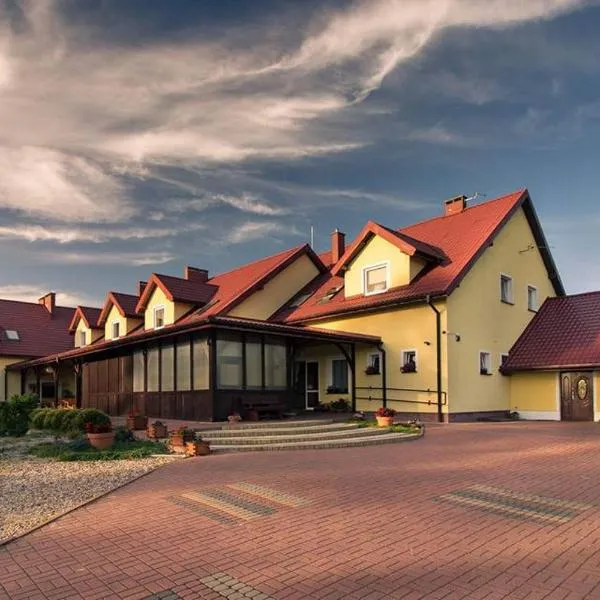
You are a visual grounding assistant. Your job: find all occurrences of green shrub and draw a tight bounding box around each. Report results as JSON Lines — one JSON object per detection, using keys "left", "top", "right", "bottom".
{"left": 30, "top": 407, "right": 51, "bottom": 430}
{"left": 75, "top": 408, "right": 111, "bottom": 431}
{"left": 29, "top": 407, "right": 111, "bottom": 436}
{"left": 10, "top": 393, "right": 39, "bottom": 414}
{"left": 114, "top": 426, "right": 136, "bottom": 443}
{"left": 0, "top": 394, "right": 40, "bottom": 437}
{"left": 29, "top": 439, "right": 168, "bottom": 461}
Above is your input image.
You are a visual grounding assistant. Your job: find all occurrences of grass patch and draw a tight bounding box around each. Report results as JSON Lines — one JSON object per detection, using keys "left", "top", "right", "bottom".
{"left": 29, "top": 439, "right": 169, "bottom": 461}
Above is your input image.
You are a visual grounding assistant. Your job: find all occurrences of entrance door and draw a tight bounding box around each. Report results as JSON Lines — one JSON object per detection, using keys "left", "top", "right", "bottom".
{"left": 560, "top": 372, "right": 594, "bottom": 421}
{"left": 306, "top": 362, "right": 320, "bottom": 409}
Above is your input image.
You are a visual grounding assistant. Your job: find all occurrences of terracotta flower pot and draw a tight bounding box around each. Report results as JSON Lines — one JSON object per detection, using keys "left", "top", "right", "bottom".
{"left": 185, "top": 441, "right": 210, "bottom": 457}
{"left": 376, "top": 416, "right": 393, "bottom": 428}
{"left": 146, "top": 422, "right": 168, "bottom": 439}
{"left": 87, "top": 432, "right": 115, "bottom": 450}
{"left": 127, "top": 415, "right": 148, "bottom": 431}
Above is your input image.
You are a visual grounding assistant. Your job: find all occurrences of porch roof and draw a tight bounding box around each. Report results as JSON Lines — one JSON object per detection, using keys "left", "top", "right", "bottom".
{"left": 8, "top": 315, "right": 381, "bottom": 370}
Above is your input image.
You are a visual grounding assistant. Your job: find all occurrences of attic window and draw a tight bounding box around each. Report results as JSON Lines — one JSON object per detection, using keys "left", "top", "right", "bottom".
{"left": 5, "top": 330, "right": 19, "bottom": 341}
{"left": 316, "top": 285, "right": 342, "bottom": 305}
{"left": 289, "top": 292, "right": 312, "bottom": 308}
{"left": 364, "top": 263, "right": 389, "bottom": 295}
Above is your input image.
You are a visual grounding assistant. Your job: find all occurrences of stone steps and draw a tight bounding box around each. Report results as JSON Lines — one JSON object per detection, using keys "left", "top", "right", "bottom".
{"left": 200, "top": 422, "right": 359, "bottom": 438}
{"left": 211, "top": 418, "right": 334, "bottom": 430}
{"left": 210, "top": 430, "right": 422, "bottom": 453}
{"left": 201, "top": 426, "right": 393, "bottom": 445}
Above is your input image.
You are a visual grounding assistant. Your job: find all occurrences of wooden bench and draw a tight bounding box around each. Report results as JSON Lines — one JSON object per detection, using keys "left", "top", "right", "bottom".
{"left": 242, "top": 400, "right": 285, "bottom": 420}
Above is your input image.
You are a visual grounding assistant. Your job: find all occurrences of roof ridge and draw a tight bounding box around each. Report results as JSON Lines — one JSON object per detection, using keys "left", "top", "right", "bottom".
{"left": 0, "top": 297, "right": 75, "bottom": 309}
{"left": 399, "top": 188, "right": 526, "bottom": 232}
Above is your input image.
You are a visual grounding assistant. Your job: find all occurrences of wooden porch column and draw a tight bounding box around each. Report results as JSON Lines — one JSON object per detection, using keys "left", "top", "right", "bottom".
{"left": 36, "top": 368, "right": 41, "bottom": 403}
{"left": 20, "top": 368, "right": 26, "bottom": 395}
{"left": 53, "top": 361, "right": 60, "bottom": 408}
{"left": 74, "top": 361, "right": 82, "bottom": 409}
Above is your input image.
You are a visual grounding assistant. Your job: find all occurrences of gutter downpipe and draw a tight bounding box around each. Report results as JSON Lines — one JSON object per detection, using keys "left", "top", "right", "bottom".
{"left": 426, "top": 295, "right": 444, "bottom": 423}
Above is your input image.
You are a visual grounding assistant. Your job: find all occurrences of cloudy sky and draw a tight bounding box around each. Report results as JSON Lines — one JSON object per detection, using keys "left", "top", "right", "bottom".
{"left": 0, "top": 0, "right": 599, "bottom": 307}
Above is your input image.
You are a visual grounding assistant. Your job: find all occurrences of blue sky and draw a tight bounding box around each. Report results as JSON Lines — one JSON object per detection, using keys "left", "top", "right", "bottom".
{"left": 1, "top": 0, "right": 600, "bottom": 307}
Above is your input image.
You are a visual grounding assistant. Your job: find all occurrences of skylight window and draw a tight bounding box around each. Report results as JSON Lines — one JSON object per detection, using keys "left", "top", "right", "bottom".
{"left": 5, "top": 330, "right": 19, "bottom": 340}
{"left": 316, "top": 286, "right": 342, "bottom": 305}
{"left": 289, "top": 293, "right": 312, "bottom": 308}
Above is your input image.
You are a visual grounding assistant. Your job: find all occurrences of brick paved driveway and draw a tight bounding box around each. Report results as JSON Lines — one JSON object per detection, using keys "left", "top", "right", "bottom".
{"left": 3, "top": 422, "right": 600, "bottom": 600}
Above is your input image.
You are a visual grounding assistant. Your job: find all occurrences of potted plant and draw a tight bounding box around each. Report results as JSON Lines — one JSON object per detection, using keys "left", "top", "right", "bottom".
{"left": 85, "top": 422, "right": 115, "bottom": 450}
{"left": 185, "top": 438, "right": 211, "bottom": 456}
{"left": 127, "top": 408, "right": 148, "bottom": 431}
{"left": 365, "top": 365, "right": 380, "bottom": 375}
{"left": 146, "top": 420, "right": 168, "bottom": 439}
{"left": 330, "top": 398, "right": 350, "bottom": 412}
{"left": 401, "top": 361, "right": 417, "bottom": 373}
{"left": 227, "top": 412, "right": 242, "bottom": 424}
{"left": 375, "top": 407, "right": 396, "bottom": 427}
{"left": 169, "top": 426, "right": 195, "bottom": 452}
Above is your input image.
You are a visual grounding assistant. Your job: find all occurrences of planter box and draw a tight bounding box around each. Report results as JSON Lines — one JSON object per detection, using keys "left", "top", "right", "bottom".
{"left": 87, "top": 432, "right": 115, "bottom": 450}
{"left": 127, "top": 415, "right": 148, "bottom": 431}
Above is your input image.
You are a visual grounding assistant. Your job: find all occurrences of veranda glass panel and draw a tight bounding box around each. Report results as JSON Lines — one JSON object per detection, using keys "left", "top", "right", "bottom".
{"left": 193, "top": 337, "right": 209, "bottom": 390}
{"left": 176, "top": 340, "right": 191, "bottom": 391}
{"left": 245, "top": 337, "right": 262, "bottom": 389}
{"left": 147, "top": 347, "right": 159, "bottom": 392}
{"left": 217, "top": 337, "right": 243, "bottom": 389}
{"left": 133, "top": 350, "right": 145, "bottom": 392}
{"left": 264, "top": 340, "right": 287, "bottom": 389}
{"left": 161, "top": 344, "right": 175, "bottom": 392}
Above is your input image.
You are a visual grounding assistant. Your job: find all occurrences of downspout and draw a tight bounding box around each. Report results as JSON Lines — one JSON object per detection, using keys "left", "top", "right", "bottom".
{"left": 378, "top": 343, "right": 387, "bottom": 408}
{"left": 426, "top": 295, "right": 444, "bottom": 423}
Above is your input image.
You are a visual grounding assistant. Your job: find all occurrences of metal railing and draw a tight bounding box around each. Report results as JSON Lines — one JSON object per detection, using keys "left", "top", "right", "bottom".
{"left": 355, "top": 386, "right": 447, "bottom": 407}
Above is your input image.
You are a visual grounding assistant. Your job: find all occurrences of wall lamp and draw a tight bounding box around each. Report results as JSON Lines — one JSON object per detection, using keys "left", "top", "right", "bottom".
{"left": 442, "top": 330, "right": 461, "bottom": 342}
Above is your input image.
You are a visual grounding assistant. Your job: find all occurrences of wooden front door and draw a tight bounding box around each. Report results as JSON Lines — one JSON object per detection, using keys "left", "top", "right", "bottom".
{"left": 560, "top": 372, "right": 594, "bottom": 421}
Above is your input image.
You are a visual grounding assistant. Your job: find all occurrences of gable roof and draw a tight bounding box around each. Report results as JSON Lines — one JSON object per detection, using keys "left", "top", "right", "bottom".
{"left": 98, "top": 292, "right": 140, "bottom": 326}
{"left": 331, "top": 220, "right": 446, "bottom": 276}
{"left": 277, "top": 189, "right": 564, "bottom": 323}
{"left": 136, "top": 273, "right": 218, "bottom": 312}
{"left": 68, "top": 306, "right": 102, "bottom": 333}
{"left": 503, "top": 292, "right": 600, "bottom": 372}
{"left": 0, "top": 299, "right": 75, "bottom": 358}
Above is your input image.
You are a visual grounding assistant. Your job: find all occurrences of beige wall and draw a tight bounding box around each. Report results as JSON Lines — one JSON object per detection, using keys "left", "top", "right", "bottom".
{"left": 75, "top": 319, "right": 102, "bottom": 347}
{"left": 229, "top": 254, "right": 320, "bottom": 320}
{"left": 509, "top": 372, "right": 559, "bottom": 420}
{"left": 144, "top": 286, "right": 193, "bottom": 330}
{"left": 343, "top": 235, "right": 425, "bottom": 298}
{"left": 309, "top": 302, "right": 448, "bottom": 415}
{"left": 105, "top": 304, "right": 142, "bottom": 339}
{"left": 447, "top": 207, "right": 557, "bottom": 414}
{"left": 0, "top": 356, "right": 27, "bottom": 402}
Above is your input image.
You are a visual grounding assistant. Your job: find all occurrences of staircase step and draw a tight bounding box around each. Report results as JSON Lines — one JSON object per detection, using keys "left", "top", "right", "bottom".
{"left": 201, "top": 423, "right": 359, "bottom": 438}
{"left": 210, "top": 430, "right": 423, "bottom": 453}
{"left": 214, "top": 418, "right": 334, "bottom": 430}
{"left": 201, "top": 427, "right": 392, "bottom": 445}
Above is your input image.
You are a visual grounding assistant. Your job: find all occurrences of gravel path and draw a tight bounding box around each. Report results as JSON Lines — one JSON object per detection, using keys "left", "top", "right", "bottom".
{"left": 0, "top": 436, "right": 174, "bottom": 543}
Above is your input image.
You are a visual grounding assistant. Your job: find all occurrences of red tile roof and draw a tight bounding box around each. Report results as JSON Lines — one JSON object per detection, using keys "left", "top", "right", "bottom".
{"left": 277, "top": 189, "right": 564, "bottom": 323}
{"left": 0, "top": 299, "right": 75, "bottom": 358}
{"left": 68, "top": 306, "right": 102, "bottom": 332}
{"left": 136, "top": 273, "right": 218, "bottom": 312}
{"left": 98, "top": 292, "right": 140, "bottom": 326}
{"left": 504, "top": 292, "right": 600, "bottom": 371}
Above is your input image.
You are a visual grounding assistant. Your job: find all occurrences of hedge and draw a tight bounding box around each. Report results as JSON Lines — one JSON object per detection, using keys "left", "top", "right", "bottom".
{"left": 0, "top": 394, "right": 40, "bottom": 437}
{"left": 29, "top": 407, "right": 111, "bottom": 436}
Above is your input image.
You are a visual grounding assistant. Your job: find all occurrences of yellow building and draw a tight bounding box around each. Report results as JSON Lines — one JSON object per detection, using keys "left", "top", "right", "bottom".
{"left": 9, "top": 189, "right": 567, "bottom": 422}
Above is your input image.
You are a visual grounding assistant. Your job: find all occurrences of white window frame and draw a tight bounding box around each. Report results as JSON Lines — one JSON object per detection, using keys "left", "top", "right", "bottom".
{"left": 362, "top": 261, "right": 390, "bottom": 296}
{"left": 79, "top": 330, "right": 87, "bottom": 347}
{"left": 366, "top": 352, "right": 381, "bottom": 371}
{"left": 401, "top": 349, "right": 418, "bottom": 373}
{"left": 153, "top": 305, "right": 166, "bottom": 329}
{"left": 329, "top": 356, "right": 349, "bottom": 393}
{"left": 500, "top": 273, "right": 514, "bottom": 304}
{"left": 111, "top": 321, "right": 120, "bottom": 340}
{"left": 479, "top": 351, "right": 492, "bottom": 375}
{"left": 527, "top": 285, "right": 538, "bottom": 312}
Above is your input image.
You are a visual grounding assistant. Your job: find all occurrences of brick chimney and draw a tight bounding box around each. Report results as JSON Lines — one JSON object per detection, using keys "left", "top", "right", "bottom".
{"left": 444, "top": 195, "right": 468, "bottom": 216}
{"left": 185, "top": 266, "right": 209, "bottom": 283}
{"left": 137, "top": 281, "right": 147, "bottom": 297}
{"left": 38, "top": 292, "right": 56, "bottom": 314}
{"left": 331, "top": 229, "right": 346, "bottom": 264}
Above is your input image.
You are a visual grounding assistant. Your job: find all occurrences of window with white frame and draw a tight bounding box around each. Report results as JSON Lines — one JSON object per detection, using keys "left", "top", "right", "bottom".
{"left": 527, "top": 285, "right": 538, "bottom": 311}
{"left": 330, "top": 358, "right": 348, "bottom": 393}
{"left": 479, "top": 351, "right": 492, "bottom": 375}
{"left": 363, "top": 263, "right": 389, "bottom": 295}
{"left": 5, "top": 329, "right": 19, "bottom": 340}
{"left": 154, "top": 306, "right": 165, "bottom": 329}
{"left": 79, "top": 331, "right": 87, "bottom": 347}
{"left": 111, "top": 321, "right": 120, "bottom": 339}
{"left": 401, "top": 349, "right": 417, "bottom": 373}
{"left": 366, "top": 352, "right": 380, "bottom": 374}
{"left": 500, "top": 274, "right": 513, "bottom": 304}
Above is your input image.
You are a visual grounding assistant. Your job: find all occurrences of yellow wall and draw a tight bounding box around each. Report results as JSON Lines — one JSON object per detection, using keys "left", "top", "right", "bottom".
{"left": 309, "top": 302, "right": 448, "bottom": 415}
{"left": 105, "top": 304, "right": 142, "bottom": 340}
{"left": 343, "top": 235, "right": 424, "bottom": 298}
{"left": 75, "top": 319, "right": 102, "bottom": 347}
{"left": 509, "top": 372, "right": 559, "bottom": 419}
{"left": 0, "top": 356, "right": 27, "bottom": 402}
{"left": 229, "top": 254, "right": 321, "bottom": 320}
{"left": 446, "top": 207, "right": 557, "bottom": 414}
{"left": 144, "top": 286, "right": 193, "bottom": 330}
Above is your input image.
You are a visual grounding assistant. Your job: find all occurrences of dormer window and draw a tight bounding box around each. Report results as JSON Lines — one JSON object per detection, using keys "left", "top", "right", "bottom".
{"left": 363, "top": 263, "right": 389, "bottom": 295}
{"left": 154, "top": 306, "right": 165, "bottom": 329}
{"left": 111, "top": 322, "right": 120, "bottom": 339}
{"left": 79, "top": 331, "right": 87, "bottom": 347}
{"left": 5, "top": 329, "right": 19, "bottom": 341}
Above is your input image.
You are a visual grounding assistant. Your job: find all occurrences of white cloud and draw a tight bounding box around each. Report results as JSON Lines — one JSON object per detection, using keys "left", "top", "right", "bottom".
{"left": 0, "top": 0, "right": 588, "bottom": 228}
{"left": 38, "top": 251, "right": 176, "bottom": 266}
{"left": 0, "top": 283, "right": 99, "bottom": 307}
{"left": 227, "top": 221, "right": 301, "bottom": 245}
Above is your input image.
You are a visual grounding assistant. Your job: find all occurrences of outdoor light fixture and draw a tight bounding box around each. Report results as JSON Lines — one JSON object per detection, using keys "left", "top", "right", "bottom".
{"left": 442, "top": 331, "right": 461, "bottom": 342}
